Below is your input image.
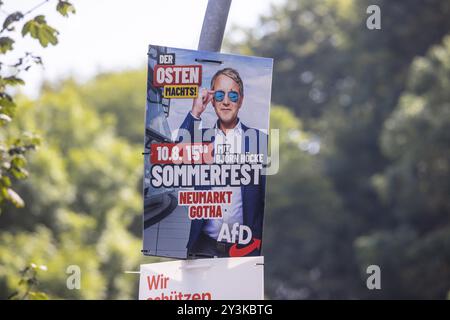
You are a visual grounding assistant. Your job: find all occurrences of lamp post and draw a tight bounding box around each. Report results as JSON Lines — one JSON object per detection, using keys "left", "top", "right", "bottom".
{"left": 198, "top": 0, "right": 232, "bottom": 52}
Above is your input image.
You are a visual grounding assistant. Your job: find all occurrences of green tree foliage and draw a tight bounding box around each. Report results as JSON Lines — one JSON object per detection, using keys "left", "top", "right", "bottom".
{"left": 379, "top": 37, "right": 450, "bottom": 225}
{"left": 7, "top": 262, "right": 50, "bottom": 300}
{"left": 80, "top": 70, "right": 147, "bottom": 144}
{"left": 355, "top": 36, "right": 450, "bottom": 299}
{"left": 228, "top": 0, "right": 450, "bottom": 298}
{"left": 266, "top": 107, "right": 359, "bottom": 298}
{"left": 0, "top": 0, "right": 74, "bottom": 211}
{"left": 0, "top": 71, "right": 163, "bottom": 299}
{"left": 0, "top": 0, "right": 76, "bottom": 300}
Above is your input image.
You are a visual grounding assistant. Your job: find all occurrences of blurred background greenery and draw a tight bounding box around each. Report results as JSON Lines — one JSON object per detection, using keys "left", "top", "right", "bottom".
{"left": 0, "top": 0, "right": 449, "bottom": 299}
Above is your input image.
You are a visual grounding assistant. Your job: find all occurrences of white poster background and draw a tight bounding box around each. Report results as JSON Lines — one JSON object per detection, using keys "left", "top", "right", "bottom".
{"left": 139, "top": 256, "right": 263, "bottom": 300}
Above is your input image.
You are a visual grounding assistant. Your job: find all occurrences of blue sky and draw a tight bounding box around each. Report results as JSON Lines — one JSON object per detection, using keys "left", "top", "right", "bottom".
{"left": 2, "top": 0, "right": 283, "bottom": 97}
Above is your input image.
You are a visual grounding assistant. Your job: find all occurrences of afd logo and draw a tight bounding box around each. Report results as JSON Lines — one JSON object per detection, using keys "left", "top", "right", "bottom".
{"left": 217, "top": 222, "right": 252, "bottom": 244}
{"left": 217, "top": 223, "right": 261, "bottom": 257}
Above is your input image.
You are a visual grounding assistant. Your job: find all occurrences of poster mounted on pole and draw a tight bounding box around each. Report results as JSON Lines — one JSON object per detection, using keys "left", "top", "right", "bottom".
{"left": 139, "top": 256, "right": 264, "bottom": 300}
{"left": 143, "top": 45, "right": 273, "bottom": 259}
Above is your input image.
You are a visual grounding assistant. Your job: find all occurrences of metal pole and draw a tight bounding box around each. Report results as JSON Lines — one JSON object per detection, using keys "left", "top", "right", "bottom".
{"left": 198, "top": 0, "right": 232, "bottom": 52}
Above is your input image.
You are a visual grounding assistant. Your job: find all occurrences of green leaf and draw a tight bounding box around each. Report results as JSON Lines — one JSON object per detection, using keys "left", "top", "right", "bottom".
{"left": 22, "top": 16, "right": 59, "bottom": 48}
{"left": 57, "top": 1, "right": 76, "bottom": 17}
{"left": 39, "top": 25, "right": 59, "bottom": 47}
{"left": 0, "top": 37, "right": 14, "bottom": 54}
{"left": 34, "top": 15, "right": 46, "bottom": 24}
{"left": 11, "top": 166, "right": 28, "bottom": 177}
{"left": 1, "top": 185, "right": 8, "bottom": 198}
{"left": 11, "top": 154, "right": 27, "bottom": 168}
{"left": 2, "top": 12, "right": 23, "bottom": 31}
{"left": 28, "top": 291, "right": 49, "bottom": 300}
{"left": 3, "top": 76, "right": 25, "bottom": 86}
{"left": 0, "top": 100, "right": 15, "bottom": 109}
{"left": 22, "top": 20, "right": 37, "bottom": 38}
{"left": 0, "top": 93, "right": 16, "bottom": 115}
{"left": 1, "top": 175, "right": 11, "bottom": 187}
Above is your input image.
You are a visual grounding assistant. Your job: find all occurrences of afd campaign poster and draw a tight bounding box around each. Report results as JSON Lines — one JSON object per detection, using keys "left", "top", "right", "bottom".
{"left": 143, "top": 45, "right": 273, "bottom": 259}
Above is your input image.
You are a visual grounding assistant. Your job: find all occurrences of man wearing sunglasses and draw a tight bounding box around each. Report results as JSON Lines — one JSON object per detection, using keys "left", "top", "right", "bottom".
{"left": 177, "top": 67, "right": 266, "bottom": 258}
{"left": 191, "top": 69, "right": 242, "bottom": 134}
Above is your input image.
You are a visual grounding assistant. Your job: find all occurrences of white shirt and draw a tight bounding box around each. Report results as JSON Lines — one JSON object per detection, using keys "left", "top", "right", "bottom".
{"left": 203, "top": 120, "right": 244, "bottom": 240}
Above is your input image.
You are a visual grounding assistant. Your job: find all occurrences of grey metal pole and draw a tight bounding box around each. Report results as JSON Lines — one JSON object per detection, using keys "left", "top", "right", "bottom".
{"left": 198, "top": 0, "right": 232, "bottom": 52}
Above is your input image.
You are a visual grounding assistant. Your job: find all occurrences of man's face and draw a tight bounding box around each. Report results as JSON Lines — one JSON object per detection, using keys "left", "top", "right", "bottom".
{"left": 211, "top": 74, "right": 243, "bottom": 127}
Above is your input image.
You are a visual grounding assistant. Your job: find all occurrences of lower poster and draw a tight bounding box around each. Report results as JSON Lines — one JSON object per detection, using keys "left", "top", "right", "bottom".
{"left": 139, "top": 256, "right": 264, "bottom": 300}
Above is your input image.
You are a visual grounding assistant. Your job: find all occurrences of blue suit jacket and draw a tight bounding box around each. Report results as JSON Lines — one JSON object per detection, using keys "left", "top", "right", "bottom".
{"left": 177, "top": 112, "right": 267, "bottom": 252}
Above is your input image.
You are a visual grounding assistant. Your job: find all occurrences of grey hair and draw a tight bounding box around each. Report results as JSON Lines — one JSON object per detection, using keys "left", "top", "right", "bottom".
{"left": 210, "top": 67, "right": 244, "bottom": 96}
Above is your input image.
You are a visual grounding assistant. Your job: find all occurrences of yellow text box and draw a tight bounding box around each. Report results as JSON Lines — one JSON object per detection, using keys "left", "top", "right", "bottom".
{"left": 163, "top": 85, "right": 198, "bottom": 98}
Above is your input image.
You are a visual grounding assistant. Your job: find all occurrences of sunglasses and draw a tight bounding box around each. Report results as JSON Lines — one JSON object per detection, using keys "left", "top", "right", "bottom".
{"left": 213, "top": 90, "right": 240, "bottom": 103}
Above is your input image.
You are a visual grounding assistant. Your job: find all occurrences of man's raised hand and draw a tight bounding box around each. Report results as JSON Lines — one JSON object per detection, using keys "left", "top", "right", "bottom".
{"left": 192, "top": 88, "right": 214, "bottom": 118}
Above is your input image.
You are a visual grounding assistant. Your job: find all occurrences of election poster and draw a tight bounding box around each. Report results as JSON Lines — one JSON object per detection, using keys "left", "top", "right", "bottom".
{"left": 138, "top": 256, "right": 264, "bottom": 300}
{"left": 143, "top": 45, "right": 273, "bottom": 259}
